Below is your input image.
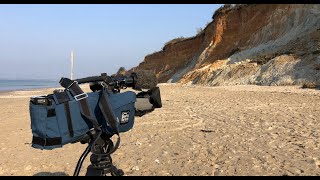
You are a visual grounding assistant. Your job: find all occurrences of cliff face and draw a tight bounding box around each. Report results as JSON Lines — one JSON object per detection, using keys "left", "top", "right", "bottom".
{"left": 133, "top": 4, "right": 320, "bottom": 86}
{"left": 132, "top": 34, "right": 207, "bottom": 83}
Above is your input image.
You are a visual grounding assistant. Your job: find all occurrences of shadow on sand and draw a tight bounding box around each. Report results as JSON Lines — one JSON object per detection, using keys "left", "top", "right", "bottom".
{"left": 33, "top": 172, "right": 69, "bottom": 176}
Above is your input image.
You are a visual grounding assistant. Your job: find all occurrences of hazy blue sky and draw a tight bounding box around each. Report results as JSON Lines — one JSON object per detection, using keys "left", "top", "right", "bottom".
{"left": 0, "top": 4, "right": 223, "bottom": 80}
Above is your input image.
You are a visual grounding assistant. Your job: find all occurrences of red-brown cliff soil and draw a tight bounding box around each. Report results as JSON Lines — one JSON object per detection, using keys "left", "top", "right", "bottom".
{"left": 132, "top": 4, "right": 320, "bottom": 86}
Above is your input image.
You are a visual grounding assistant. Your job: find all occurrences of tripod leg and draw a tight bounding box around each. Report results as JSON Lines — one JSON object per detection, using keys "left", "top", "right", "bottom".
{"left": 111, "top": 166, "right": 124, "bottom": 176}
{"left": 85, "top": 165, "right": 105, "bottom": 176}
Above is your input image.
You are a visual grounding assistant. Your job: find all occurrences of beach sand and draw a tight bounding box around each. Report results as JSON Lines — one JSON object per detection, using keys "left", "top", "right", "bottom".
{"left": 0, "top": 84, "right": 320, "bottom": 176}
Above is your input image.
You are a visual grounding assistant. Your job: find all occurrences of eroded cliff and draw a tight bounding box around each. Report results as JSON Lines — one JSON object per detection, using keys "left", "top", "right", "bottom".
{"left": 133, "top": 4, "right": 320, "bottom": 86}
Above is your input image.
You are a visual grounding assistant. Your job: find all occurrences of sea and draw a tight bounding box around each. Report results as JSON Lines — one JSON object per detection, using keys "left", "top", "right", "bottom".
{"left": 0, "top": 79, "right": 60, "bottom": 92}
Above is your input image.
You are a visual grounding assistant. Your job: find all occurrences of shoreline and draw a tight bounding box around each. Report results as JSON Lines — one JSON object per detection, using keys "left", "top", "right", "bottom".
{"left": 0, "top": 79, "right": 60, "bottom": 94}
{"left": 0, "top": 86, "right": 59, "bottom": 94}
{"left": 0, "top": 84, "right": 89, "bottom": 98}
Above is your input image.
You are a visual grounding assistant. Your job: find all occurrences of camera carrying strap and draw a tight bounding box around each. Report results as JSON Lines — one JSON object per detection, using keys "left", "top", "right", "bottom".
{"left": 52, "top": 91, "right": 74, "bottom": 137}
{"left": 59, "top": 78, "right": 101, "bottom": 131}
{"left": 59, "top": 77, "right": 120, "bottom": 156}
{"left": 98, "top": 88, "right": 120, "bottom": 155}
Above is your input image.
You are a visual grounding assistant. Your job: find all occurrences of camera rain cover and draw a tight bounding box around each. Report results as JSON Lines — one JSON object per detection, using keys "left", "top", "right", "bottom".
{"left": 29, "top": 90, "right": 136, "bottom": 150}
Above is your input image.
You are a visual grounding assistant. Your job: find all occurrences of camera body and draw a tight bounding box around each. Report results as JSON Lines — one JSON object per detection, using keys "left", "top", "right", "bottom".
{"left": 29, "top": 73, "right": 162, "bottom": 150}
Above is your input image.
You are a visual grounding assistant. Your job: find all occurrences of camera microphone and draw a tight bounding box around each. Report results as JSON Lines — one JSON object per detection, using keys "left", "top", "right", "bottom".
{"left": 131, "top": 70, "right": 158, "bottom": 90}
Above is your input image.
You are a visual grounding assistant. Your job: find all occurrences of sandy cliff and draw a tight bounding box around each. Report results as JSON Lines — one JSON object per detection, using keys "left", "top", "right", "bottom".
{"left": 133, "top": 4, "right": 320, "bottom": 86}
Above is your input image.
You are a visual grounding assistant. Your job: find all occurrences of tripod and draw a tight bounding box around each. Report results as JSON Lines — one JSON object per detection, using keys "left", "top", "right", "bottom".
{"left": 73, "top": 132, "right": 124, "bottom": 176}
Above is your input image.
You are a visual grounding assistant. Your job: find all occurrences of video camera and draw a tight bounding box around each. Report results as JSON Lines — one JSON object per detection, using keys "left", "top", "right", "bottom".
{"left": 88, "top": 73, "right": 162, "bottom": 116}
{"left": 29, "top": 72, "right": 162, "bottom": 176}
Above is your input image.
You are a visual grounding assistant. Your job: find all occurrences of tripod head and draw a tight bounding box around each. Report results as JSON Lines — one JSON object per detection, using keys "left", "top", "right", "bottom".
{"left": 73, "top": 130, "right": 124, "bottom": 176}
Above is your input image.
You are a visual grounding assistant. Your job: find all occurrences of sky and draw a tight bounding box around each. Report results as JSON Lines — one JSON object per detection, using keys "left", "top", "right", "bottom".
{"left": 0, "top": 4, "right": 223, "bottom": 80}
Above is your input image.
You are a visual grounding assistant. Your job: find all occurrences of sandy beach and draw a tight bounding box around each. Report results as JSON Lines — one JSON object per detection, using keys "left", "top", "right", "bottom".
{"left": 0, "top": 83, "right": 320, "bottom": 176}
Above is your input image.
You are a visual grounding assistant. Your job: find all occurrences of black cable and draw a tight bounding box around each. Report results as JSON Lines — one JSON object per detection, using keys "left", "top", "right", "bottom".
{"left": 73, "top": 131, "right": 102, "bottom": 176}
{"left": 73, "top": 143, "right": 91, "bottom": 176}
